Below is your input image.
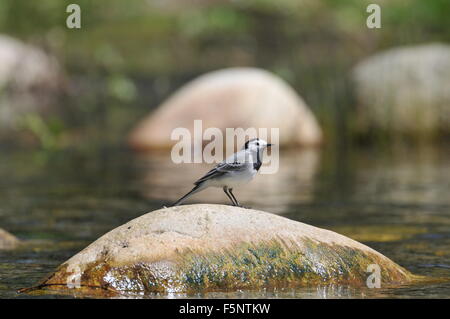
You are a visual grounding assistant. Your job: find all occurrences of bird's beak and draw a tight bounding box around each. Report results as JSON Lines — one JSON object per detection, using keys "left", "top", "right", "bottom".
{"left": 266, "top": 143, "right": 273, "bottom": 147}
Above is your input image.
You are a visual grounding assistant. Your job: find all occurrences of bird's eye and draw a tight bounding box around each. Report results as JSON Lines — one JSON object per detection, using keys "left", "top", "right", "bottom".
{"left": 256, "top": 142, "right": 259, "bottom": 146}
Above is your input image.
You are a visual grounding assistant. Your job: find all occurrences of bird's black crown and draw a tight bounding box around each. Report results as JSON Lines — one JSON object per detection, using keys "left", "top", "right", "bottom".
{"left": 244, "top": 138, "right": 259, "bottom": 149}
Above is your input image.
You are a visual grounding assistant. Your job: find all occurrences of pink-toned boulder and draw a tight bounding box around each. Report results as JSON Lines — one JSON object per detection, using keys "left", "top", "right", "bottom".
{"left": 128, "top": 68, "right": 322, "bottom": 150}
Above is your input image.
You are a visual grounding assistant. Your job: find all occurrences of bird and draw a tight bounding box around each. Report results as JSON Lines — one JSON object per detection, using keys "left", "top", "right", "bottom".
{"left": 172, "top": 138, "right": 273, "bottom": 207}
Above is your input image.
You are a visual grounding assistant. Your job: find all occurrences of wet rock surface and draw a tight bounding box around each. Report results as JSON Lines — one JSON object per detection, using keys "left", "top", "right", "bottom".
{"left": 26, "top": 204, "right": 417, "bottom": 296}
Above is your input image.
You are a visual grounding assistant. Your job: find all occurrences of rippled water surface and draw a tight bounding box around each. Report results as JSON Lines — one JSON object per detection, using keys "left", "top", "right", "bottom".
{"left": 1, "top": 145, "right": 449, "bottom": 298}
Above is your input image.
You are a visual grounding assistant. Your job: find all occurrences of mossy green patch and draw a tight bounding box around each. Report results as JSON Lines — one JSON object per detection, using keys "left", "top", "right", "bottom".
{"left": 26, "top": 238, "right": 416, "bottom": 296}
{"left": 176, "top": 239, "right": 413, "bottom": 292}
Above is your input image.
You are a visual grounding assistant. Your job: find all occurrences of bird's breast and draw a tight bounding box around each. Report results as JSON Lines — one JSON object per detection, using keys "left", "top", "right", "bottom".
{"left": 226, "top": 168, "right": 257, "bottom": 186}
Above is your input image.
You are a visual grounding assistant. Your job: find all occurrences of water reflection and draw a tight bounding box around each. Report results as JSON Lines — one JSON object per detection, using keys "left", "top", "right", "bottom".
{"left": 350, "top": 146, "right": 450, "bottom": 206}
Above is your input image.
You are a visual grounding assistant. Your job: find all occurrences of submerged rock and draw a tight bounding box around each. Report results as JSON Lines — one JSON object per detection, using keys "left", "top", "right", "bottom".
{"left": 27, "top": 205, "right": 415, "bottom": 296}
{"left": 128, "top": 67, "right": 322, "bottom": 150}
{"left": 0, "top": 228, "right": 20, "bottom": 250}
{"left": 352, "top": 43, "right": 450, "bottom": 138}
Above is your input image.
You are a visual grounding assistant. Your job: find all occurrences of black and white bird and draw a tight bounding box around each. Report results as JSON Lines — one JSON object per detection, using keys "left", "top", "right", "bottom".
{"left": 172, "top": 138, "right": 273, "bottom": 207}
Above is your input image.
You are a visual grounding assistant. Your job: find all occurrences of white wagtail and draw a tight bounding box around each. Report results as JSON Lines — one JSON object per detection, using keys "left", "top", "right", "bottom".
{"left": 172, "top": 138, "right": 273, "bottom": 207}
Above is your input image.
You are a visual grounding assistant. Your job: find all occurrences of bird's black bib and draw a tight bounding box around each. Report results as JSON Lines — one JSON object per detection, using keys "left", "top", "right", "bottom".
{"left": 253, "top": 151, "right": 262, "bottom": 171}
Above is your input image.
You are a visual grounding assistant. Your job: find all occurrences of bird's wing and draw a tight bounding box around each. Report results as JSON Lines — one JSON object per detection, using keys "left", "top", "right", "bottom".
{"left": 224, "top": 149, "right": 251, "bottom": 164}
{"left": 194, "top": 154, "right": 250, "bottom": 185}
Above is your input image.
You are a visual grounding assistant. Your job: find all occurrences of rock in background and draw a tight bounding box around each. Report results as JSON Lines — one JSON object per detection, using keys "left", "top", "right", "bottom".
{"left": 0, "top": 35, "right": 63, "bottom": 135}
{"left": 0, "top": 228, "right": 20, "bottom": 250}
{"left": 128, "top": 68, "right": 323, "bottom": 151}
{"left": 352, "top": 43, "right": 450, "bottom": 139}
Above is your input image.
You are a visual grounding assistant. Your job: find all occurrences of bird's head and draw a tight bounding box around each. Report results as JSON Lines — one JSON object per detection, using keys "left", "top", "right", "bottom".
{"left": 243, "top": 138, "right": 273, "bottom": 153}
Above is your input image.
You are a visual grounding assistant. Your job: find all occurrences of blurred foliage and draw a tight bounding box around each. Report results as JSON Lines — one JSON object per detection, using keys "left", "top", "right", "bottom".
{"left": 18, "top": 113, "right": 65, "bottom": 151}
{"left": 0, "top": 0, "right": 449, "bottom": 148}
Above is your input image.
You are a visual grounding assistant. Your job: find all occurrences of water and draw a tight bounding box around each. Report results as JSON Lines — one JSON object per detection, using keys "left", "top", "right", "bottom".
{"left": 1, "top": 145, "right": 449, "bottom": 298}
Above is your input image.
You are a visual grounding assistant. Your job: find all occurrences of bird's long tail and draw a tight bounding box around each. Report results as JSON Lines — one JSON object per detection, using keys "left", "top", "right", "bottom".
{"left": 172, "top": 183, "right": 205, "bottom": 206}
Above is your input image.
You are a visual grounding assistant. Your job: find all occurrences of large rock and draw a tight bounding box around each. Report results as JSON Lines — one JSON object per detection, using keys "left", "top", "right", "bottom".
{"left": 26, "top": 205, "right": 416, "bottom": 296}
{"left": 0, "top": 228, "right": 20, "bottom": 250}
{"left": 128, "top": 68, "right": 322, "bottom": 150}
{"left": 0, "top": 34, "right": 63, "bottom": 132}
{"left": 352, "top": 43, "right": 450, "bottom": 137}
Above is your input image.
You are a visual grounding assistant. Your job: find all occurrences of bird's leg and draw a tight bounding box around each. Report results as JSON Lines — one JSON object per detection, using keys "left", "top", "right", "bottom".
{"left": 228, "top": 188, "right": 241, "bottom": 207}
{"left": 223, "top": 186, "right": 238, "bottom": 206}
{"left": 228, "top": 188, "right": 241, "bottom": 206}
